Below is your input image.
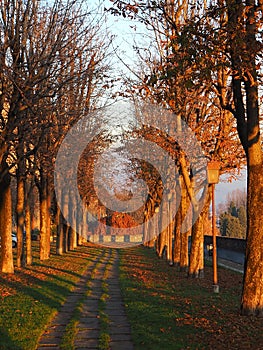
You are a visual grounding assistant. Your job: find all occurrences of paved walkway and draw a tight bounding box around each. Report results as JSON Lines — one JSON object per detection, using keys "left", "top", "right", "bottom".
{"left": 206, "top": 255, "right": 244, "bottom": 274}
{"left": 37, "top": 248, "right": 134, "bottom": 350}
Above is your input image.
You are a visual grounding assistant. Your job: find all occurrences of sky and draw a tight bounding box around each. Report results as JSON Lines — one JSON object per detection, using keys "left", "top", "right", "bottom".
{"left": 216, "top": 170, "right": 247, "bottom": 205}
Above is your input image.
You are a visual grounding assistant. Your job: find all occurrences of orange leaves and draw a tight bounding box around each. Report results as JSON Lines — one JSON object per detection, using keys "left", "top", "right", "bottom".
{"left": 175, "top": 312, "right": 221, "bottom": 334}
{"left": 0, "top": 287, "right": 14, "bottom": 299}
{"left": 159, "top": 326, "right": 172, "bottom": 333}
{"left": 125, "top": 4, "right": 138, "bottom": 14}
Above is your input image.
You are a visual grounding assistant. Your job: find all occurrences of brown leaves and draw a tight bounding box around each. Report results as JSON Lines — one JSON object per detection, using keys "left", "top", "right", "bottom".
{"left": 120, "top": 246, "right": 263, "bottom": 349}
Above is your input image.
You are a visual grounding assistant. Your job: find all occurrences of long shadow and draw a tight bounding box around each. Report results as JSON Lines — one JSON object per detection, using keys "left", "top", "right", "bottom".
{"left": 0, "top": 244, "right": 114, "bottom": 349}
{"left": 0, "top": 247, "right": 112, "bottom": 314}
{"left": 0, "top": 273, "right": 69, "bottom": 348}
{"left": 0, "top": 328, "right": 23, "bottom": 350}
{"left": 0, "top": 271, "right": 78, "bottom": 348}
{"left": 29, "top": 244, "right": 108, "bottom": 279}
{"left": 30, "top": 263, "right": 84, "bottom": 280}
{"left": 0, "top": 274, "right": 72, "bottom": 310}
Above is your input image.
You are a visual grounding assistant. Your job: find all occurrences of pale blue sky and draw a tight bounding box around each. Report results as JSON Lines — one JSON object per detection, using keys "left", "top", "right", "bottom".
{"left": 216, "top": 170, "right": 247, "bottom": 205}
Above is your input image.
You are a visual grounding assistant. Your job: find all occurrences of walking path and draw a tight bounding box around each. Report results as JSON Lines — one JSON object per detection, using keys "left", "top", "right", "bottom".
{"left": 37, "top": 245, "right": 243, "bottom": 350}
{"left": 206, "top": 255, "right": 244, "bottom": 274}
{"left": 37, "top": 248, "right": 134, "bottom": 350}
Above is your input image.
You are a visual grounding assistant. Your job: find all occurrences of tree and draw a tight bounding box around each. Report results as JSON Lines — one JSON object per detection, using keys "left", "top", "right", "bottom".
{"left": 0, "top": 0, "right": 113, "bottom": 268}
{"left": 108, "top": 0, "right": 245, "bottom": 278}
{"left": 218, "top": 0, "right": 263, "bottom": 315}
{"left": 220, "top": 212, "right": 245, "bottom": 238}
{"left": 109, "top": 0, "right": 263, "bottom": 316}
{"left": 219, "top": 190, "right": 247, "bottom": 239}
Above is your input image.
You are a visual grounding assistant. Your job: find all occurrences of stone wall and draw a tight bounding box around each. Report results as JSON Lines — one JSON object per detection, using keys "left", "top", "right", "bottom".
{"left": 204, "top": 235, "right": 246, "bottom": 253}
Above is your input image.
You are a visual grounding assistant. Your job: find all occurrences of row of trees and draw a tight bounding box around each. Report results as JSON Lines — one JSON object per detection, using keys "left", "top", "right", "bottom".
{"left": 108, "top": 0, "right": 263, "bottom": 316}
{"left": 1, "top": 0, "right": 262, "bottom": 318}
{"left": 0, "top": 0, "right": 112, "bottom": 271}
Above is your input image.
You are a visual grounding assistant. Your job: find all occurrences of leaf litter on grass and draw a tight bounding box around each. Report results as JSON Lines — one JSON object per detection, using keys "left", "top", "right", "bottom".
{"left": 119, "top": 246, "right": 263, "bottom": 350}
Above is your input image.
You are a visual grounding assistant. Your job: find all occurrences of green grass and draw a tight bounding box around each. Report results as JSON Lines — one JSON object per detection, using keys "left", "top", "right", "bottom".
{"left": 97, "top": 252, "right": 114, "bottom": 350}
{"left": 118, "top": 246, "right": 263, "bottom": 350}
{"left": 119, "top": 277, "right": 201, "bottom": 349}
{"left": 60, "top": 298, "right": 84, "bottom": 350}
{"left": 0, "top": 243, "right": 102, "bottom": 350}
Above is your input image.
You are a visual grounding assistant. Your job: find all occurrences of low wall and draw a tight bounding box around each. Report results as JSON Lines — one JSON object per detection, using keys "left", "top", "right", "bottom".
{"left": 204, "top": 235, "right": 246, "bottom": 254}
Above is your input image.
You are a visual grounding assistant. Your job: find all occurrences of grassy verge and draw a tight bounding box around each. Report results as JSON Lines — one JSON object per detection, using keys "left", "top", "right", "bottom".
{"left": 119, "top": 246, "right": 263, "bottom": 350}
{"left": 98, "top": 251, "right": 114, "bottom": 350}
{"left": 0, "top": 242, "right": 101, "bottom": 350}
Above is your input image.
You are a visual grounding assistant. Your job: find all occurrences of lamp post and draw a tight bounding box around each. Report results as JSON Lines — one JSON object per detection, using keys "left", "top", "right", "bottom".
{"left": 207, "top": 161, "right": 220, "bottom": 293}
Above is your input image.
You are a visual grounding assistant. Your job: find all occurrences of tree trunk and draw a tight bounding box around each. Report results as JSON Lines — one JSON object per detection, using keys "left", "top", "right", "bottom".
{"left": 68, "top": 190, "right": 76, "bottom": 250}
{"left": 25, "top": 186, "right": 32, "bottom": 266}
{"left": 147, "top": 218, "right": 156, "bottom": 248}
{"left": 72, "top": 194, "right": 77, "bottom": 249}
{"left": 46, "top": 181, "right": 51, "bottom": 248}
{"left": 167, "top": 200, "right": 174, "bottom": 264}
{"left": 0, "top": 172, "right": 14, "bottom": 273}
{"left": 180, "top": 178, "right": 190, "bottom": 272}
{"left": 63, "top": 224, "right": 69, "bottom": 253}
{"left": 16, "top": 176, "right": 25, "bottom": 267}
{"left": 157, "top": 229, "right": 167, "bottom": 258}
{"left": 226, "top": 0, "right": 263, "bottom": 316}
{"left": 143, "top": 196, "right": 152, "bottom": 246}
{"left": 173, "top": 182, "right": 183, "bottom": 268}
{"left": 55, "top": 183, "right": 64, "bottom": 254}
{"left": 31, "top": 185, "right": 40, "bottom": 231}
{"left": 79, "top": 206, "right": 87, "bottom": 245}
{"left": 76, "top": 195, "right": 81, "bottom": 246}
{"left": 56, "top": 205, "right": 64, "bottom": 255}
{"left": 180, "top": 229, "right": 189, "bottom": 272}
{"left": 39, "top": 174, "right": 50, "bottom": 260}
{"left": 241, "top": 67, "right": 263, "bottom": 314}
{"left": 68, "top": 227, "right": 74, "bottom": 251}
{"left": 241, "top": 166, "right": 263, "bottom": 316}
{"left": 62, "top": 189, "right": 69, "bottom": 253}
{"left": 189, "top": 191, "right": 210, "bottom": 278}
{"left": 173, "top": 206, "right": 181, "bottom": 269}
{"left": 158, "top": 197, "right": 171, "bottom": 259}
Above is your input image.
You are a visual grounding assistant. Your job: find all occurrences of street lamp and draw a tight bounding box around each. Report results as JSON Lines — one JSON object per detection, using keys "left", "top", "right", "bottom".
{"left": 207, "top": 161, "right": 221, "bottom": 293}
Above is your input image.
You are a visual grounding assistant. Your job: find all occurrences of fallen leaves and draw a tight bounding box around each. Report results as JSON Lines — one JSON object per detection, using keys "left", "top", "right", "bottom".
{"left": 120, "top": 246, "right": 263, "bottom": 349}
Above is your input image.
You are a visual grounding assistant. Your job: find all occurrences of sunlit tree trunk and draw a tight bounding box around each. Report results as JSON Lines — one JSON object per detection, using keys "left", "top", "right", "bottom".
{"left": 167, "top": 200, "right": 174, "bottom": 264}
{"left": 143, "top": 197, "right": 151, "bottom": 246}
{"left": 72, "top": 194, "right": 77, "bottom": 249}
{"left": 79, "top": 206, "right": 87, "bottom": 245}
{"left": 68, "top": 190, "right": 76, "bottom": 250}
{"left": 189, "top": 191, "right": 210, "bottom": 278}
{"left": 180, "top": 178, "right": 190, "bottom": 272}
{"left": 46, "top": 178, "right": 51, "bottom": 249}
{"left": 25, "top": 182, "right": 32, "bottom": 266}
{"left": 39, "top": 173, "right": 50, "bottom": 260}
{"left": 76, "top": 195, "right": 81, "bottom": 245}
{"left": 16, "top": 174, "right": 25, "bottom": 267}
{"left": 173, "top": 204, "right": 181, "bottom": 269}
{"left": 0, "top": 170, "right": 14, "bottom": 273}
{"left": 31, "top": 186, "right": 40, "bottom": 231}
{"left": 240, "top": 0, "right": 263, "bottom": 317}
{"left": 62, "top": 189, "right": 69, "bottom": 253}
{"left": 147, "top": 218, "right": 156, "bottom": 248}
{"left": 157, "top": 228, "right": 167, "bottom": 258}
{"left": 226, "top": 0, "right": 263, "bottom": 316}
